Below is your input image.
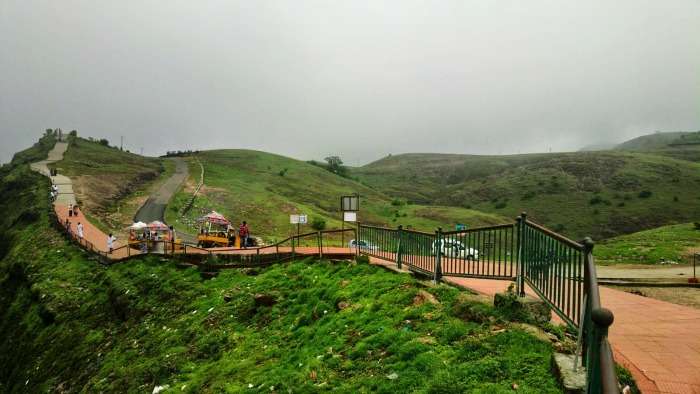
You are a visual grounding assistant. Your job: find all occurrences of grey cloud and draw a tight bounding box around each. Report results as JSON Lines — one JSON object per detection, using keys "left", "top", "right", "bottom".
{"left": 2, "top": 0, "right": 699, "bottom": 164}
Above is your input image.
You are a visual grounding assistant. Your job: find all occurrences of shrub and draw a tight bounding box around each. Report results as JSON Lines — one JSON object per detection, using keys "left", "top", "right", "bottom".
{"left": 522, "top": 190, "right": 536, "bottom": 200}
{"left": 589, "top": 195, "right": 605, "bottom": 205}
{"left": 311, "top": 217, "right": 326, "bottom": 231}
{"left": 278, "top": 168, "right": 288, "bottom": 177}
{"left": 98, "top": 138, "right": 109, "bottom": 146}
{"left": 494, "top": 201, "right": 507, "bottom": 209}
{"left": 391, "top": 198, "right": 406, "bottom": 206}
{"left": 638, "top": 190, "right": 652, "bottom": 198}
{"left": 673, "top": 196, "right": 679, "bottom": 202}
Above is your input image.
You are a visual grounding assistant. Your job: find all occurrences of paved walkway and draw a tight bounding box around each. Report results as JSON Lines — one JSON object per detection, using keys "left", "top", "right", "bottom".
{"left": 30, "top": 141, "right": 76, "bottom": 205}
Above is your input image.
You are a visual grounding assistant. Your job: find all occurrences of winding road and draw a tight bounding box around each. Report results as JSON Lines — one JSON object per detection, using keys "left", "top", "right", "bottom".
{"left": 134, "top": 158, "right": 188, "bottom": 223}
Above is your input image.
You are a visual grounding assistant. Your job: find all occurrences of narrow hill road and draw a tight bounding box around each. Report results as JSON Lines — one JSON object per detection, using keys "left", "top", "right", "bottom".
{"left": 134, "top": 158, "right": 188, "bottom": 223}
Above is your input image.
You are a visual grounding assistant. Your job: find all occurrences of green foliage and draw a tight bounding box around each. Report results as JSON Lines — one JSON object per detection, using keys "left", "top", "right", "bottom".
{"left": 98, "top": 138, "right": 109, "bottom": 146}
{"left": 616, "top": 365, "right": 640, "bottom": 393}
{"left": 278, "top": 168, "right": 288, "bottom": 177}
{"left": 310, "top": 216, "right": 326, "bottom": 231}
{"left": 324, "top": 155, "right": 348, "bottom": 177}
{"left": 637, "top": 190, "right": 652, "bottom": 199}
{"left": 391, "top": 198, "right": 406, "bottom": 206}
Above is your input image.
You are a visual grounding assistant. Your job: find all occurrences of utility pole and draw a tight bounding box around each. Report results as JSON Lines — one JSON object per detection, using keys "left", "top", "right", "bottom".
{"left": 120, "top": 136, "right": 124, "bottom": 151}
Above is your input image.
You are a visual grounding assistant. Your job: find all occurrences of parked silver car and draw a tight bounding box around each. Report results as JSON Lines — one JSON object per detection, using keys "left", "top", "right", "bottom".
{"left": 432, "top": 239, "right": 479, "bottom": 260}
{"left": 348, "top": 239, "right": 378, "bottom": 251}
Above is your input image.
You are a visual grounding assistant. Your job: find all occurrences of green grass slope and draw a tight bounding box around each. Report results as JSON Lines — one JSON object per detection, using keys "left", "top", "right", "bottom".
{"left": 0, "top": 164, "right": 562, "bottom": 393}
{"left": 595, "top": 223, "right": 700, "bottom": 265}
{"left": 615, "top": 131, "right": 692, "bottom": 151}
{"left": 354, "top": 151, "right": 700, "bottom": 240}
{"left": 166, "top": 150, "right": 508, "bottom": 241}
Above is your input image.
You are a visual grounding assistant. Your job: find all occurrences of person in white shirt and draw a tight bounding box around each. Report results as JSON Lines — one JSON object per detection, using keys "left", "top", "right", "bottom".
{"left": 107, "top": 233, "right": 117, "bottom": 253}
{"left": 77, "top": 222, "right": 84, "bottom": 240}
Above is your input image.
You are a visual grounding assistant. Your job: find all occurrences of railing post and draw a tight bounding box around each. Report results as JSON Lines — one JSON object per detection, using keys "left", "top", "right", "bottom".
{"left": 581, "top": 237, "right": 595, "bottom": 366}
{"left": 587, "top": 307, "right": 614, "bottom": 393}
{"left": 356, "top": 222, "right": 361, "bottom": 258}
{"left": 517, "top": 212, "right": 527, "bottom": 297}
{"left": 396, "top": 225, "right": 403, "bottom": 269}
{"left": 292, "top": 235, "right": 296, "bottom": 259}
{"left": 318, "top": 231, "right": 323, "bottom": 259}
{"left": 434, "top": 227, "right": 443, "bottom": 283}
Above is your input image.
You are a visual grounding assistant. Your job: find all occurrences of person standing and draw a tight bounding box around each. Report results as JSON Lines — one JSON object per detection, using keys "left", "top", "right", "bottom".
{"left": 239, "top": 221, "right": 249, "bottom": 248}
{"left": 77, "top": 222, "right": 84, "bottom": 240}
{"left": 68, "top": 203, "right": 73, "bottom": 217}
{"left": 107, "top": 233, "right": 117, "bottom": 254}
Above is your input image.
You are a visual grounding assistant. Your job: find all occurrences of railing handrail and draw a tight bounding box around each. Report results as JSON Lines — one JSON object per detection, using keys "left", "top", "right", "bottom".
{"left": 524, "top": 219, "right": 584, "bottom": 250}
{"left": 442, "top": 222, "right": 515, "bottom": 235}
{"left": 582, "top": 238, "right": 618, "bottom": 393}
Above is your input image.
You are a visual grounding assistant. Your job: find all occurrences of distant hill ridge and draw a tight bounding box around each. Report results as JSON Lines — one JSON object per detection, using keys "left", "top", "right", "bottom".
{"left": 354, "top": 149, "right": 700, "bottom": 240}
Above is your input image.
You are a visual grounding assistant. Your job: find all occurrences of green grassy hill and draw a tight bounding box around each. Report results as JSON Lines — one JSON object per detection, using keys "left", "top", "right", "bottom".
{"left": 595, "top": 223, "right": 700, "bottom": 265}
{"left": 165, "top": 150, "right": 508, "bottom": 241}
{"left": 0, "top": 159, "right": 563, "bottom": 393}
{"left": 615, "top": 131, "right": 692, "bottom": 151}
{"left": 613, "top": 131, "right": 700, "bottom": 162}
{"left": 353, "top": 151, "right": 700, "bottom": 240}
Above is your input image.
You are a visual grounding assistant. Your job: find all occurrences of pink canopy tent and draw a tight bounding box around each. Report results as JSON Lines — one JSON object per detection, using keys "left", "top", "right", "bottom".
{"left": 148, "top": 221, "right": 169, "bottom": 231}
{"left": 198, "top": 211, "right": 230, "bottom": 226}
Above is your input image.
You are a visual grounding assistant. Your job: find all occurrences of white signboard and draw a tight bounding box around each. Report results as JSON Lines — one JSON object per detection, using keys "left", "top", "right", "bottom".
{"left": 290, "top": 214, "right": 308, "bottom": 224}
{"left": 343, "top": 211, "right": 357, "bottom": 222}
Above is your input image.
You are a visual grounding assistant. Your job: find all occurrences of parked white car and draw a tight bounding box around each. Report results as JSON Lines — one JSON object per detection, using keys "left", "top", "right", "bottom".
{"left": 349, "top": 239, "right": 378, "bottom": 251}
{"left": 432, "top": 239, "right": 479, "bottom": 260}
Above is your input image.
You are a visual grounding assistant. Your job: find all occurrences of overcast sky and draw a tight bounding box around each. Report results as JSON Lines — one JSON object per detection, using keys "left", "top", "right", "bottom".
{"left": 1, "top": 1, "right": 699, "bottom": 165}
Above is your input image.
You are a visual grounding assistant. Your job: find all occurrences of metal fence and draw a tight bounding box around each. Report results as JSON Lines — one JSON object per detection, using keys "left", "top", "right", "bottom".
{"left": 358, "top": 216, "right": 618, "bottom": 393}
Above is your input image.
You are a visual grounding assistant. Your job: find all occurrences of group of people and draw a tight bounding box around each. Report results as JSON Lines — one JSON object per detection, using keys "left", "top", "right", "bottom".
{"left": 49, "top": 183, "right": 58, "bottom": 202}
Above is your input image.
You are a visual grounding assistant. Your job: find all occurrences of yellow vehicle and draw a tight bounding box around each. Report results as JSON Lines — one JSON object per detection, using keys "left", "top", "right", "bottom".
{"left": 197, "top": 211, "right": 234, "bottom": 248}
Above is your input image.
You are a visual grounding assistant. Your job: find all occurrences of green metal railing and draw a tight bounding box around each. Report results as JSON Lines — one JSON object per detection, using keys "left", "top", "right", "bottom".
{"left": 442, "top": 223, "right": 517, "bottom": 279}
{"left": 358, "top": 217, "right": 618, "bottom": 393}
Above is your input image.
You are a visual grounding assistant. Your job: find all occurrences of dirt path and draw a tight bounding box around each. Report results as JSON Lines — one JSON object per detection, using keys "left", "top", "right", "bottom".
{"left": 597, "top": 264, "right": 697, "bottom": 280}
{"left": 133, "top": 158, "right": 188, "bottom": 223}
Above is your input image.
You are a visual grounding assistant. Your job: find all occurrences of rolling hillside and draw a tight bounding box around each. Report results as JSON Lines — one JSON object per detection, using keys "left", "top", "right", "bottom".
{"left": 0, "top": 145, "right": 564, "bottom": 393}
{"left": 615, "top": 131, "right": 693, "bottom": 151}
{"left": 353, "top": 151, "right": 700, "bottom": 240}
{"left": 165, "top": 150, "right": 508, "bottom": 241}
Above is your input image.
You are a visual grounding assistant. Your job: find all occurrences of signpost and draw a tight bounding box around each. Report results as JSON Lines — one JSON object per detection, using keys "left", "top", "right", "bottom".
{"left": 290, "top": 214, "right": 307, "bottom": 246}
{"left": 340, "top": 195, "right": 360, "bottom": 247}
